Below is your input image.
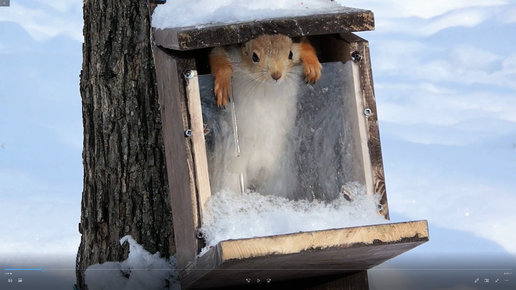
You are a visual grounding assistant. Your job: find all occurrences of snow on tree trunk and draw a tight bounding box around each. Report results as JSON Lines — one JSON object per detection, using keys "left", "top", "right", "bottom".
{"left": 76, "top": 1, "right": 174, "bottom": 289}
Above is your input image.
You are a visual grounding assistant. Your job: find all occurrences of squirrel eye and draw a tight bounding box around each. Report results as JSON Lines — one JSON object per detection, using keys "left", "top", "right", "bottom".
{"left": 288, "top": 51, "right": 293, "bottom": 60}
{"left": 252, "top": 53, "right": 260, "bottom": 63}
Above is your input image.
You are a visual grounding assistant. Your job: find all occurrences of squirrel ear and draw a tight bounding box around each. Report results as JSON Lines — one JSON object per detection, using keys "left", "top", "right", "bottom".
{"left": 243, "top": 40, "right": 253, "bottom": 56}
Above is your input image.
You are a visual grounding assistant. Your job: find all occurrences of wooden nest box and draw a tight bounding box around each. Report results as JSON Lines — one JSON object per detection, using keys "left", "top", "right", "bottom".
{"left": 152, "top": 6, "right": 429, "bottom": 290}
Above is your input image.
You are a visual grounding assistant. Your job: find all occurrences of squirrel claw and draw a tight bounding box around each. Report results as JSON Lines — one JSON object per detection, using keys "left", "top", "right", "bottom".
{"left": 214, "top": 78, "right": 231, "bottom": 109}
{"left": 303, "top": 62, "right": 322, "bottom": 84}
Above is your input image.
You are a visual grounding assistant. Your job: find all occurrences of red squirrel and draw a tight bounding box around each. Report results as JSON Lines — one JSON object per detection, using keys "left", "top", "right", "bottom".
{"left": 209, "top": 34, "right": 322, "bottom": 107}
{"left": 208, "top": 34, "right": 322, "bottom": 195}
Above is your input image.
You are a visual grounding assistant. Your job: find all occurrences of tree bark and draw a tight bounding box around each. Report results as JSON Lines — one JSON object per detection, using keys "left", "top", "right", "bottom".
{"left": 76, "top": 1, "right": 174, "bottom": 289}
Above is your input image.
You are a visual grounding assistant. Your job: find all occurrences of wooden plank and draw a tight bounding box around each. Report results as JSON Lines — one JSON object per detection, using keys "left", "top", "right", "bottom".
{"left": 153, "top": 46, "right": 200, "bottom": 269}
{"left": 350, "top": 62, "right": 376, "bottom": 198}
{"left": 338, "top": 31, "right": 368, "bottom": 44}
{"left": 181, "top": 220, "right": 428, "bottom": 289}
{"left": 349, "top": 40, "right": 390, "bottom": 219}
{"left": 153, "top": 7, "right": 374, "bottom": 51}
{"left": 185, "top": 70, "right": 212, "bottom": 222}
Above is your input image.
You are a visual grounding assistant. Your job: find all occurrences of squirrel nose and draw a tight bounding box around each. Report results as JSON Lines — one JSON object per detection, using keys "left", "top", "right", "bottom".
{"left": 271, "top": 72, "right": 282, "bottom": 81}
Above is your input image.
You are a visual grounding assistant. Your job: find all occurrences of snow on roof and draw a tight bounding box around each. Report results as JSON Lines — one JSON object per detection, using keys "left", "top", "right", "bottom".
{"left": 152, "top": 0, "right": 349, "bottom": 29}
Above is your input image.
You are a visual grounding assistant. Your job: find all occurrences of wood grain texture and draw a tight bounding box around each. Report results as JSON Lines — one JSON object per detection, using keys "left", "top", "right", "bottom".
{"left": 348, "top": 39, "right": 390, "bottom": 219}
{"left": 153, "top": 7, "right": 374, "bottom": 51}
{"left": 77, "top": 1, "right": 174, "bottom": 289}
{"left": 349, "top": 62, "right": 376, "bottom": 198}
{"left": 182, "top": 221, "right": 428, "bottom": 289}
{"left": 330, "top": 32, "right": 390, "bottom": 219}
{"left": 154, "top": 47, "right": 200, "bottom": 270}
{"left": 185, "top": 70, "right": 212, "bottom": 222}
{"left": 220, "top": 220, "right": 428, "bottom": 260}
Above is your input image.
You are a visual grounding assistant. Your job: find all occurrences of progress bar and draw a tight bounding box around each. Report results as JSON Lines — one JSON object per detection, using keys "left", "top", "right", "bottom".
{"left": 5, "top": 267, "right": 45, "bottom": 272}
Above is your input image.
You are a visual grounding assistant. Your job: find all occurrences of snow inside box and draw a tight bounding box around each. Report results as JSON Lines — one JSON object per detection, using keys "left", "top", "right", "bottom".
{"left": 152, "top": 5, "right": 429, "bottom": 289}
{"left": 198, "top": 61, "right": 389, "bottom": 248}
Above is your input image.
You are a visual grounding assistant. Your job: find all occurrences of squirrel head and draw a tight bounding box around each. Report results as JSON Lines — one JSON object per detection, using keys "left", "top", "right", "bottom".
{"left": 241, "top": 35, "right": 301, "bottom": 84}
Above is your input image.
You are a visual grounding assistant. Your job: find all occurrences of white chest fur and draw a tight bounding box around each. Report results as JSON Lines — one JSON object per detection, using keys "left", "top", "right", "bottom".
{"left": 211, "top": 66, "right": 302, "bottom": 196}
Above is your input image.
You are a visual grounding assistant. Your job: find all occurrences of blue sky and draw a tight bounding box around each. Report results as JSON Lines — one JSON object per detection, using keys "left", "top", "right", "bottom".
{"left": 1, "top": 0, "right": 515, "bottom": 289}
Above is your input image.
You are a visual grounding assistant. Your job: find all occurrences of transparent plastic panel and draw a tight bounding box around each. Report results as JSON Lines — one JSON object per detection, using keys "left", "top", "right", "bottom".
{"left": 199, "top": 61, "right": 366, "bottom": 201}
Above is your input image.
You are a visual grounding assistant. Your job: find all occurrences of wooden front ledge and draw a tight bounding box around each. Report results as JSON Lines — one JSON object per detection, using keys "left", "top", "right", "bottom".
{"left": 181, "top": 220, "right": 429, "bottom": 289}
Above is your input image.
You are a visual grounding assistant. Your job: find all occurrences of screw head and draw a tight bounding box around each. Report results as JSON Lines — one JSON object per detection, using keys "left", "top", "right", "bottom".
{"left": 184, "top": 70, "right": 195, "bottom": 79}
{"left": 351, "top": 51, "right": 363, "bottom": 62}
{"left": 184, "top": 129, "right": 193, "bottom": 137}
{"left": 364, "top": 108, "right": 372, "bottom": 116}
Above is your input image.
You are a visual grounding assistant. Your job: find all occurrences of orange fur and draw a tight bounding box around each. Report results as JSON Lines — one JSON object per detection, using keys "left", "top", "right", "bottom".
{"left": 210, "top": 47, "right": 233, "bottom": 107}
{"left": 209, "top": 35, "right": 322, "bottom": 108}
{"left": 299, "top": 41, "right": 322, "bottom": 84}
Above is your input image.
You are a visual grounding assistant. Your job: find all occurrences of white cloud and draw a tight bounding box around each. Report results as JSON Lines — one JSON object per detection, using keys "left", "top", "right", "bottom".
{"left": 419, "top": 56, "right": 516, "bottom": 90}
{"left": 376, "top": 6, "right": 502, "bottom": 36}
{"left": 500, "top": 6, "right": 516, "bottom": 23}
{"left": 370, "top": 40, "right": 439, "bottom": 73}
{"left": 418, "top": 9, "right": 492, "bottom": 35}
{"left": 0, "top": 2, "right": 82, "bottom": 41}
{"left": 341, "top": 1, "right": 515, "bottom": 36}
{"left": 450, "top": 46, "right": 501, "bottom": 71}
{"left": 375, "top": 81, "right": 516, "bottom": 146}
{"left": 342, "top": 0, "right": 508, "bottom": 19}
{"left": 502, "top": 54, "right": 516, "bottom": 73}
{"left": 372, "top": 40, "right": 516, "bottom": 133}
{"left": 377, "top": 84, "right": 516, "bottom": 126}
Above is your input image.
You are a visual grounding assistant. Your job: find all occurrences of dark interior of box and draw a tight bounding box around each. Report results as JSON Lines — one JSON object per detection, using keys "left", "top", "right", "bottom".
{"left": 191, "top": 34, "right": 352, "bottom": 75}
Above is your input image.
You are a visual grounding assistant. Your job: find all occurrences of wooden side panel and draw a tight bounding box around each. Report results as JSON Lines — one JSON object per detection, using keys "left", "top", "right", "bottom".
{"left": 182, "top": 221, "right": 429, "bottom": 289}
{"left": 185, "top": 70, "right": 212, "bottom": 221}
{"left": 153, "top": 47, "right": 199, "bottom": 269}
{"left": 350, "top": 62, "right": 376, "bottom": 198}
{"left": 348, "top": 39, "right": 389, "bottom": 219}
{"left": 153, "top": 7, "right": 374, "bottom": 51}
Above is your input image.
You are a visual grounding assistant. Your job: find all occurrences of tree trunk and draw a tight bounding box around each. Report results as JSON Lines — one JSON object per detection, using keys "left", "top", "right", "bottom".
{"left": 76, "top": 1, "right": 174, "bottom": 289}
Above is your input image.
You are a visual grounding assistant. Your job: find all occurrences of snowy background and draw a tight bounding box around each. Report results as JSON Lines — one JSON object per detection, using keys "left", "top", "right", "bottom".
{"left": 1, "top": 0, "right": 515, "bottom": 289}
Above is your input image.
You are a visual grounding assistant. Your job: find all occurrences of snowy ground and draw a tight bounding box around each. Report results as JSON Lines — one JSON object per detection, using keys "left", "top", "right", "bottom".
{"left": 85, "top": 236, "right": 180, "bottom": 290}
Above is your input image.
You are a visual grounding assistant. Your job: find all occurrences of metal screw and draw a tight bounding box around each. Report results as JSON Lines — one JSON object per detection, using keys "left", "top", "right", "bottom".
{"left": 351, "top": 51, "right": 362, "bottom": 62}
{"left": 184, "top": 70, "right": 195, "bottom": 79}
{"left": 196, "top": 230, "right": 205, "bottom": 239}
{"left": 184, "top": 129, "right": 193, "bottom": 137}
{"left": 364, "top": 108, "right": 372, "bottom": 116}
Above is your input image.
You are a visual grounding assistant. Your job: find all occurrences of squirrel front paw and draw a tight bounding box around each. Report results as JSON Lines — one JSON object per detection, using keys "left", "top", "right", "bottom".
{"left": 213, "top": 74, "right": 231, "bottom": 108}
{"left": 299, "top": 41, "right": 322, "bottom": 84}
{"left": 303, "top": 59, "right": 322, "bottom": 84}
